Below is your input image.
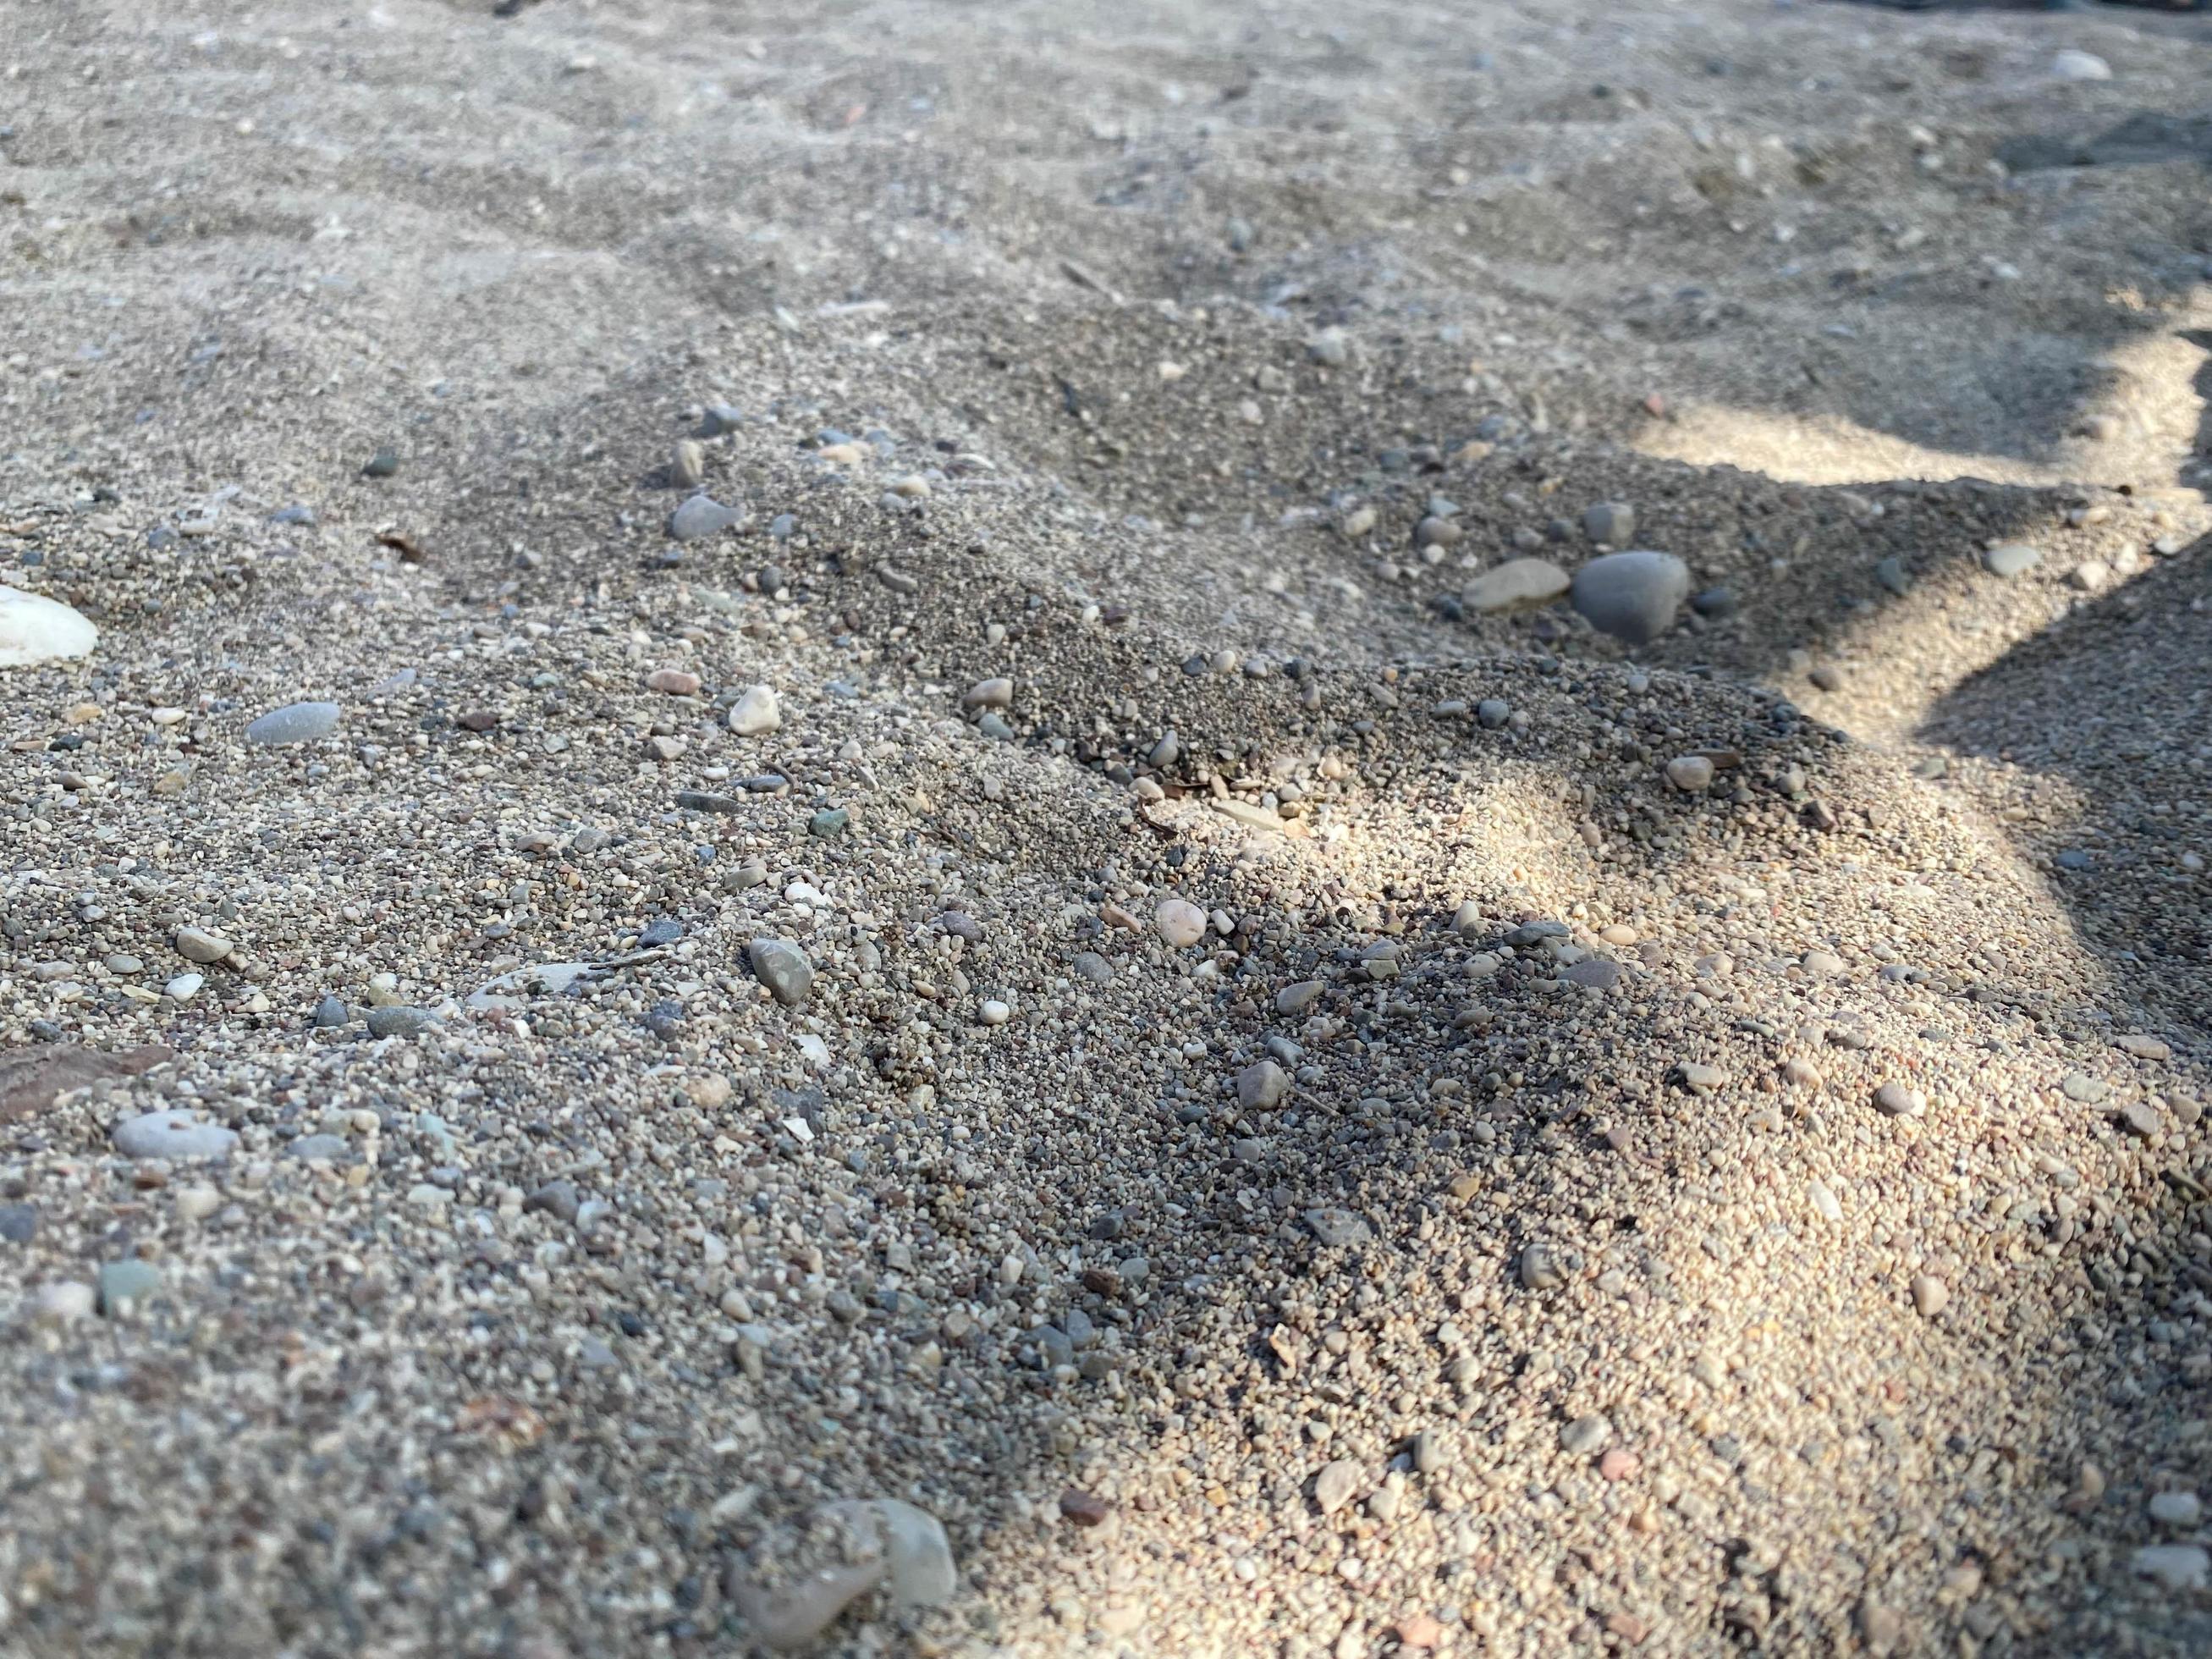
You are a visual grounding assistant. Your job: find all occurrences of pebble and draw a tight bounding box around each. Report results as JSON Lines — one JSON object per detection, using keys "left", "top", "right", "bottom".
{"left": 97, "top": 1259, "right": 160, "bottom": 1318}
{"left": 1059, "top": 1488, "right": 1113, "bottom": 1528}
{"left": 31, "top": 1281, "right": 96, "bottom": 1326}
{"left": 1582, "top": 501, "right": 1635, "bottom": 544}
{"left": 1808, "top": 664, "right": 1845, "bottom": 692}
{"left": 288, "top": 1134, "right": 351, "bottom": 1161}
{"left": 0, "top": 587, "right": 100, "bottom": 669}
{"left": 1072, "top": 951, "right": 1114, "bottom": 984}
{"left": 366, "top": 1006, "right": 439, "bottom": 1038}
{"left": 1238, "top": 1060, "right": 1290, "bottom": 1111}
{"left": 1560, "top": 1414, "right": 1613, "bottom": 1456}
{"left": 1462, "top": 558, "right": 1570, "bottom": 615}
{"left": 1308, "top": 327, "right": 1351, "bottom": 367}
{"left": 646, "top": 667, "right": 702, "bottom": 696}
{"left": 113, "top": 1109, "right": 239, "bottom": 1161}
{"left": 1911, "top": 1275, "right": 1948, "bottom": 1317}
{"left": 2149, "top": 1491, "right": 2204, "bottom": 1528}
{"left": 1313, "top": 1458, "right": 1363, "bottom": 1513}
{"left": 311, "top": 995, "right": 350, "bottom": 1028}
{"left": 961, "top": 676, "right": 1014, "bottom": 710}
{"left": 1277, "top": 979, "right": 1323, "bottom": 1014}
{"left": 668, "top": 495, "right": 740, "bottom": 540}
{"left": 1984, "top": 543, "right": 2042, "bottom": 579}
{"left": 1305, "top": 1208, "right": 1373, "bottom": 1248}
{"left": 245, "top": 700, "right": 342, "bottom": 745}
{"left": 728, "top": 684, "right": 780, "bottom": 735}
{"left": 1561, "top": 957, "right": 1621, "bottom": 990}
{"left": 1874, "top": 1081, "right": 1925, "bottom": 1118}
{"left": 1665, "top": 754, "right": 1714, "bottom": 792}
{"left": 165, "top": 972, "right": 204, "bottom": 1000}
{"left": 361, "top": 449, "right": 399, "bottom": 477}
{"left": 2051, "top": 48, "right": 2111, "bottom": 82}
{"left": 2132, "top": 1546, "right": 2209, "bottom": 1592}
{"left": 2060, "top": 1071, "right": 2109, "bottom": 1104}
{"left": 1691, "top": 585, "right": 1737, "bottom": 617}
{"left": 1520, "top": 1241, "right": 1567, "bottom": 1290}
{"left": 1571, "top": 550, "right": 1691, "bottom": 644}
{"left": 0, "top": 1204, "right": 34, "bottom": 1244}
{"left": 749, "top": 938, "right": 814, "bottom": 1006}
{"left": 174, "top": 1184, "right": 222, "bottom": 1223}
{"left": 1678, "top": 1062, "right": 1726, "bottom": 1094}
{"left": 670, "top": 439, "right": 706, "bottom": 488}
{"left": 1875, "top": 555, "right": 1912, "bottom": 596}
{"left": 978, "top": 999, "right": 1012, "bottom": 1026}
{"left": 174, "top": 927, "right": 234, "bottom": 964}
{"left": 1154, "top": 899, "right": 1208, "bottom": 948}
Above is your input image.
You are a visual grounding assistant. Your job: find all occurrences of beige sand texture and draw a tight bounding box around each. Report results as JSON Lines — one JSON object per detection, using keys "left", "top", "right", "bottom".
{"left": 3, "top": 0, "right": 2211, "bottom": 1653}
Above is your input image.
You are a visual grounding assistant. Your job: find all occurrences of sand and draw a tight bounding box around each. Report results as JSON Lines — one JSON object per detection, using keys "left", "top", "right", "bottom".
{"left": 3, "top": 0, "right": 2210, "bottom": 1653}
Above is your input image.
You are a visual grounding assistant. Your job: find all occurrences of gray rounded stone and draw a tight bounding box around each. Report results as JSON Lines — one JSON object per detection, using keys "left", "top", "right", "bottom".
{"left": 1237, "top": 1059, "right": 1290, "bottom": 1111}
{"left": 1984, "top": 543, "right": 2042, "bottom": 579}
{"left": 245, "top": 701, "right": 341, "bottom": 746}
{"left": 366, "top": 1006, "right": 439, "bottom": 1038}
{"left": 749, "top": 938, "right": 814, "bottom": 1006}
{"left": 1071, "top": 951, "right": 1114, "bottom": 984}
{"left": 668, "top": 495, "right": 740, "bottom": 541}
{"left": 113, "top": 1108, "right": 239, "bottom": 1161}
{"left": 1571, "top": 550, "right": 1690, "bottom": 645}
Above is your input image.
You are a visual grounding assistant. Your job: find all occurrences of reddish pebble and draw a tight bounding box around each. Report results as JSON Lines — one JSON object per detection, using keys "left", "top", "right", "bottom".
{"left": 646, "top": 668, "right": 702, "bottom": 696}
{"left": 1395, "top": 1613, "right": 1444, "bottom": 1650}
{"left": 1606, "top": 1611, "right": 1650, "bottom": 1645}
{"left": 456, "top": 708, "right": 501, "bottom": 732}
{"left": 1599, "top": 1447, "right": 1640, "bottom": 1482}
{"left": 1059, "top": 1487, "right": 1113, "bottom": 1527}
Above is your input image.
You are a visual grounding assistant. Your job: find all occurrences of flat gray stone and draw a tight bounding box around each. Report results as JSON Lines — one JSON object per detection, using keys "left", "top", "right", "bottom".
{"left": 1239, "top": 1059, "right": 1290, "bottom": 1111}
{"left": 668, "top": 494, "right": 740, "bottom": 540}
{"left": 245, "top": 700, "right": 341, "bottom": 745}
{"left": 97, "top": 1259, "right": 160, "bottom": 1317}
{"left": 366, "top": 1006, "right": 439, "bottom": 1038}
{"left": 1984, "top": 543, "right": 2042, "bottom": 579}
{"left": 1305, "top": 1207, "right": 1373, "bottom": 1248}
{"left": 1071, "top": 951, "right": 1114, "bottom": 984}
{"left": 1571, "top": 549, "right": 1690, "bottom": 644}
{"left": 113, "top": 1108, "right": 239, "bottom": 1161}
{"left": 1562, "top": 957, "right": 1621, "bottom": 990}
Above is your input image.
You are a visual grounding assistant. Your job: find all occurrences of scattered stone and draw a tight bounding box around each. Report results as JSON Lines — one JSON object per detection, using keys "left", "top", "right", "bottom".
{"left": 1308, "top": 328, "right": 1351, "bottom": 367}
{"left": 1678, "top": 1062, "right": 1726, "bottom": 1094}
{"left": 961, "top": 676, "right": 1014, "bottom": 711}
{"left": 312, "top": 995, "right": 350, "bottom": 1028}
{"left": 0, "top": 588, "right": 99, "bottom": 669}
{"left": 1911, "top": 1275, "right": 1948, "bottom": 1317}
{"left": 1463, "top": 558, "right": 1570, "bottom": 615}
{"left": 1059, "top": 1488, "right": 1113, "bottom": 1527}
{"left": 1154, "top": 899, "right": 1208, "bottom": 948}
{"left": 366, "top": 1006, "right": 440, "bottom": 1038}
{"left": 1238, "top": 1060, "right": 1290, "bottom": 1111}
{"left": 646, "top": 667, "right": 702, "bottom": 696}
{"left": 245, "top": 700, "right": 341, "bottom": 745}
{"left": 113, "top": 1108, "right": 239, "bottom": 1161}
{"left": 1277, "top": 979, "right": 1324, "bottom": 1014}
{"left": 1874, "top": 1082, "right": 1925, "bottom": 1118}
{"left": 1305, "top": 1207, "right": 1372, "bottom": 1248}
{"left": 1561, "top": 957, "right": 1621, "bottom": 990}
{"left": 30, "top": 1281, "right": 96, "bottom": 1326}
{"left": 2132, "top": 1546, "right": 2209, "bottom": 1592}
{"left": 1520, "top": 1241, "right": 1566, "bottom": 1290}
{"left": 2060, "top": 1071, "right": 2110, "bottom": 1105}
{"left": 1560, "top": 1414, "right": 1612, "bottom": 1456}
{"left": 670, "top": 439, "right": 706, "bottom": 488}
{"left": 1665, "top": 754, "right": 1714, "bottom": 792}
{"left": 165, "top": 973, "right": 204, "bottom": 1000}
{"left": 669, "top": 495, "right": 740, "bottom": 540}
{"left": 97, "top": 1259, "right": 160, "bottom": 1318}
{"left": 2149, "top": 1491, "right": 2203, "bottom": 1528}
{"left": 361, "top": 449, "right": 399, "bottom": 477}
{"left": 1984, "top": 543, "right": 2042, "bottom": 579}
{"left": 1313, "top": 1458, "right": 1363, "bottom": 1513}
{"left": 1571, "top": 550, "right": 1691, "bottom": 645}
{"left": 749, "top": 939, "right": 814, "bottom": 1006}
{"left": 728, "top": 684, "right": 780, "bottom": 735}
{"left": 1582, "top": 501, "right": 1635, "bottom": 544}
{"left": 2051, "top": 48, "right": 2111, "bottom": 82}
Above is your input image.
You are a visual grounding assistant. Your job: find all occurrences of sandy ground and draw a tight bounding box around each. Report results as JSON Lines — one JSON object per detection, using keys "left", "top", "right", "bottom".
{"left": 3, "top": 0, "right": 2212, "bottom": 1654}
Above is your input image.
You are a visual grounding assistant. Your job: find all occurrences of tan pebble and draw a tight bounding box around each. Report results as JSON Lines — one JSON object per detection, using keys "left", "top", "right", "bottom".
{"left": 1783, "top": 1057, "right": 1824, "bottom": 1089}
{"left": 685, "top": 1074, "right": 734, "bottom": 1111}
{"left": 1665, "top": 754, "right": 1714, "bottom": 792}
{"left": 1599, "top": 923, "right": 1637, "bottom": 945}
{"left": 1395, "top": 1614, "right": 1444, "bottom": 1651}
{"left": 645, "top": 667, "right": 702, "bottom": 696}
{"left": 670, "top": 439, "right": 705, "bottom": 488}
{"left": 175, "top": 1183, "right": 222, "bottom": 1222}
{"left": 1911, "top": 1274, "right": 1948, "bottom": 1316}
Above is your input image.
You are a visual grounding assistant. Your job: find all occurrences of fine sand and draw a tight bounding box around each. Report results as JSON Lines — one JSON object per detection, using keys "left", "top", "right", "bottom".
{"left": 3, "top": 1, "right": 2210, "bottom": 1654}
